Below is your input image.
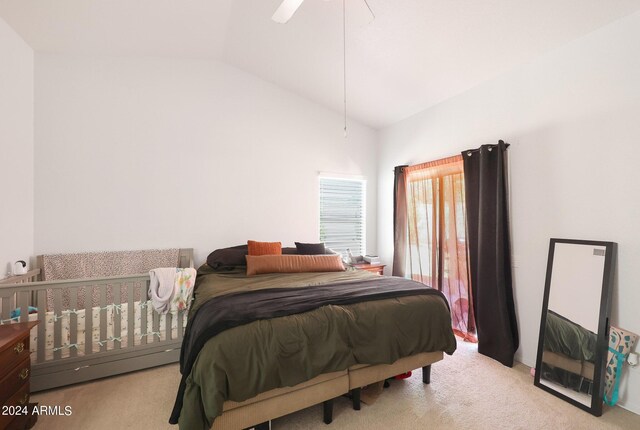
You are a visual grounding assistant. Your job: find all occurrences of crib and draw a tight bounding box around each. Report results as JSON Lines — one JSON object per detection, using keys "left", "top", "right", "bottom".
{"left": 0, "top": 248, "right": 193, "bottom": 392}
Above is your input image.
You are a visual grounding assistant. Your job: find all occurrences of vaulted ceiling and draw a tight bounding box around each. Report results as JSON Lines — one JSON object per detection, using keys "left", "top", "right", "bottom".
{"left": 2, "top": 0, "right": 640, "bottom": 128}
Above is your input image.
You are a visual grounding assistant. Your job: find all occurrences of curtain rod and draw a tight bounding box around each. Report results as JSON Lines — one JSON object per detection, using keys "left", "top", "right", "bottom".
{"left": 394, "top": 140, "right": 509, "bottom": 172}
{"left": 464, "top": 140, "right": 510, "bottom": 155}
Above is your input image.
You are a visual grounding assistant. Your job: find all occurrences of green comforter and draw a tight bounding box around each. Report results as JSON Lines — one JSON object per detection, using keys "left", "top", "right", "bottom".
{"left": 544, "top": 310, "right": 597, "bottom": 362}
{"left": 177, "top": 266, "right": 456, "bottom": 429}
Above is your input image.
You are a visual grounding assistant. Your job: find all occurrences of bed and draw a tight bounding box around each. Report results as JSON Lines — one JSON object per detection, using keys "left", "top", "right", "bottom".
{"left": 170, "top": 248, "right": 457, "bottom": 430}
{"left": 0, "top": 248, "right": 193, "bottom": 391}
{"left": 541, "top": 310, "right": 597, "bottom": 392}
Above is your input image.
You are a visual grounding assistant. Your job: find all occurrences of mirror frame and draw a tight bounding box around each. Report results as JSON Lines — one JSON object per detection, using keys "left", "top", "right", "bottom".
{"left": 534, "top": 238, "right": 617, "bottom": 416}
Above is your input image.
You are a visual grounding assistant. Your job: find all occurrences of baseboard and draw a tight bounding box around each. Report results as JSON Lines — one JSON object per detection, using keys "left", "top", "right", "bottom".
{"left": 617, "top": 399, "right": 640, "bottom": 416}
{"left": 514, "top": 351, "right": 531, "bottom": 367}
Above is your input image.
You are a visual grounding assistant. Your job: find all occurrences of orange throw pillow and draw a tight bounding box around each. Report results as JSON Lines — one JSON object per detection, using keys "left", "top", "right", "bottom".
{"left": 246, "top": 254, "right": 345, "bottom": 276}
{"left": 247, "top": 240, "right": 282, "bottom": 256}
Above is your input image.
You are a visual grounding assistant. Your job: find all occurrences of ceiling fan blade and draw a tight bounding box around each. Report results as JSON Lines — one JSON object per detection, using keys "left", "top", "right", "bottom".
{"left": 272, "top": 0, "right": 306, "bottom": 24}
{"left": 363, "top": 0, "right": 376, "bottom": 22}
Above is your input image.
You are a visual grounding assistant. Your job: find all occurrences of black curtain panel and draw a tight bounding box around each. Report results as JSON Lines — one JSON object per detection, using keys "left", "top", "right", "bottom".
{"left": 392, "top": 165, "right": 408, "bottom": 277}
{"left": 462, "top": 140, "right": 519, "bottom": 367}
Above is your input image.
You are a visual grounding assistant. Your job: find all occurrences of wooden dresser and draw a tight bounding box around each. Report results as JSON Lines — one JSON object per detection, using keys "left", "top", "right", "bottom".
{"left": 0, "top": 321, "right": 38, "bottom": 430}
{"left": 350, "top": 263, "right": 386, "bottom": 275}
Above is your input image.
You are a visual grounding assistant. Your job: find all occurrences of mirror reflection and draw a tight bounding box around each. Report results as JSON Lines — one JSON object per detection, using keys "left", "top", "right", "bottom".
{"left": 537, "top": 241, "right": 609, "bottom": 409}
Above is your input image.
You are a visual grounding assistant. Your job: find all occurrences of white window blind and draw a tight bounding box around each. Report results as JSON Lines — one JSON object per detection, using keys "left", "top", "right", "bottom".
{"left": 319, "top": 177, "right": 366, "bottom": 256}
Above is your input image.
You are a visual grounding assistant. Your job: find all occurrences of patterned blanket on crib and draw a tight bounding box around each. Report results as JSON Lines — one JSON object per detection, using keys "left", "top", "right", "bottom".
{"left": 43, "top": 248, "right": 180, "bottom": 310}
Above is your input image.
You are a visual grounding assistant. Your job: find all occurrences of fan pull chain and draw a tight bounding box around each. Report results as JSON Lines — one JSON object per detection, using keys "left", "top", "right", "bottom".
{"left": 343, "top": 0, "right": 347, "bottom": 138}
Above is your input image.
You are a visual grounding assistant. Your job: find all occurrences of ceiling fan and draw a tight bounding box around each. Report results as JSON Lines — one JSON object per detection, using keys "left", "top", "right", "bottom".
{"left": 272, "top": 0, "right": 374, "bottom": 24}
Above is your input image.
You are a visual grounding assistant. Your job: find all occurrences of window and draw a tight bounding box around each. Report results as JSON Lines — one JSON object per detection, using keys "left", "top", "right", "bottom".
{"left": 319, "top": 176, "right": 366, "bottom": 257}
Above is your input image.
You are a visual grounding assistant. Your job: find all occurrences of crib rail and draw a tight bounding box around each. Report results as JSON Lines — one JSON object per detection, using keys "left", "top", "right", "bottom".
{"left": 0, "top": 273, "right": 188, "bottom": 391}
{"left": 0, "top": 268, "right": 41, "bottom": 284}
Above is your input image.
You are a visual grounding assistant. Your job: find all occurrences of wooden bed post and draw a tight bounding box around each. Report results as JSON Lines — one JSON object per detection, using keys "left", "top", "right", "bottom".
{"left": 422, "top": 365, "right": 431, "bottom": 384}
{"left": 351, "top": 387, "right": 361, "bottom": 410}
{"left": 323, "top": 399, "right": 334, "bottom": 424}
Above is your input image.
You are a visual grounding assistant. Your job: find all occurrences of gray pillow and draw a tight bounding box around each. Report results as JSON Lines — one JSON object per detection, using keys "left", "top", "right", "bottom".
{"left": 295, "top": 242, "right": 326, "bottom": 255}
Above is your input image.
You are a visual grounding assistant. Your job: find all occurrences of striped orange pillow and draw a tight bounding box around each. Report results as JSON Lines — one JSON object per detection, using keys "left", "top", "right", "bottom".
{"left": 247, "top": 240, "right": 282, "bottom": 256}
{"left": 246, "top": 254, "right": 345, "bottom": 276}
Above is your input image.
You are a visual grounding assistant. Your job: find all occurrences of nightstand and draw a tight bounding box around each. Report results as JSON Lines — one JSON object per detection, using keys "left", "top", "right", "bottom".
{"left": 350, "top": 263, "right": 386, "bottom": 275}
{"left": 0, "top": 321, "right": 38, "bottom": 430}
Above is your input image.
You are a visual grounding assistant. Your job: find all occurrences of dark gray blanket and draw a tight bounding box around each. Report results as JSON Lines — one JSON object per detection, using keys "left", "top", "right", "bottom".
{"left": 170, "top": 276, "right": 448, "bottom": 424}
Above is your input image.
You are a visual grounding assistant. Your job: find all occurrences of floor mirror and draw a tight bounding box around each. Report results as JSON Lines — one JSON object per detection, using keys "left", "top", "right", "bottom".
{"left": 534, "top": 238, "right": 617, "bottom": 416}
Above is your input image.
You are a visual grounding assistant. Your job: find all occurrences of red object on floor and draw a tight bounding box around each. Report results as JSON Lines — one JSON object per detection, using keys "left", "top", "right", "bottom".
{"left": 394, "top": 371, "right": 412, "bottom": 380}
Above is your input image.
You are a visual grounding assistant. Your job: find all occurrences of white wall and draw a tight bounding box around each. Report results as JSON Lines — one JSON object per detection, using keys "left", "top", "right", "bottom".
{"left": 378, "top": 11, "right": 640, "bottom": 414}
{"left": 34, "top": 55, "right": 378, "bottom": 265}
{"left": 0, "top": 16, "right": 33, "bottom": 276}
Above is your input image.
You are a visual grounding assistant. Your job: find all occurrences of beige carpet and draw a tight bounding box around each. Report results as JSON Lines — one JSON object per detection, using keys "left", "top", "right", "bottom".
{"left": 32, "top": 341, "right": 639, "bottom": 429}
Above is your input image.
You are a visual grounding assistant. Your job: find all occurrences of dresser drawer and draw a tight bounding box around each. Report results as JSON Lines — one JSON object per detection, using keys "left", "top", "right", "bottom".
{"left": 0, "top": 358, "right": 30, "bottom": 407}
{"left": 0, "top": 383, "right": 30, "bottom": 430}
{"left": 0, "top": 333, "right": 30, "bottom": 379}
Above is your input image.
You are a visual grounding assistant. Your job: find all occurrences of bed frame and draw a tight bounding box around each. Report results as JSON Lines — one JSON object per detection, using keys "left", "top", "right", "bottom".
{"left": 0, "top": 248, "right": 193, "bottom": 392}
{"left": 212, "top": 351, "right": 444, "bottom": 430}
